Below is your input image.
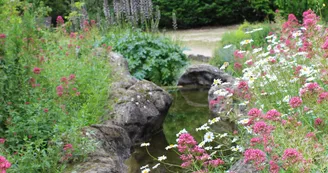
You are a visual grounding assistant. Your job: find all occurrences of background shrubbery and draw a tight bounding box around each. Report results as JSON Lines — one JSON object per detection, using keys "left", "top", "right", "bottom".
{"left": 153, "top": 0, "right": 276, "bottom": 28}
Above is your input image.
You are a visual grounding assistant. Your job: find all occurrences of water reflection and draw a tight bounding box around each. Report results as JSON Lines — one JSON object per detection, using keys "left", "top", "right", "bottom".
{"left": 127, "top": 88, "right": 211, "bottom": 173}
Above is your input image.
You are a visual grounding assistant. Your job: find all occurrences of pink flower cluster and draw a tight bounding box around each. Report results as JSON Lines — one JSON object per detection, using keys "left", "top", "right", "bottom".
{"left": 177, "top": 133, "right": 224, "bottom": 170}
{"left": 265, "top": 109, "right": 281, "bottom": 121}
{"left": 0, "top": 156, "right": 11, "bottom": 173}
{"left": 282, "top": 148, "right": 303, "bottom": 165}
{"left": 289, "top": 97, "right": 302, "bottom": 108}
{"left": 61, "top": 143, "right": 74, "bottom": 162}
{"left": 302, "top": 10, "right": 318, "bottom": 29}
{"left": 56, "top": 16, "right": 64, "bottom": 26}
{"left": 282, "top": 14, "right": 299, "bottom": 33}
{"left": 33, "top": 67, "right": 41, "bottom": 74}
{"left": 56, "top": 74, "right": 79, "bottom": 97}
{"left": 0, "top": 34, "right": 6, "bottom": 39}
{"left": 300, "top": 82, "right": 323, "bottom": 96}
{"left": 252, "top": 121, "right": 273, "bottom": 134}
{"left": 63, "top": 143, "right": 73, "bottom": 151}
{"left": 244, "top": 149, "right": 266, "bottom": 170}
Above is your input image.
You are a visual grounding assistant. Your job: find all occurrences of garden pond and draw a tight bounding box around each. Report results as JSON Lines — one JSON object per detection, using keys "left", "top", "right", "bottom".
{"left": 126, "top": 87, "right": 212, "bottom": 172}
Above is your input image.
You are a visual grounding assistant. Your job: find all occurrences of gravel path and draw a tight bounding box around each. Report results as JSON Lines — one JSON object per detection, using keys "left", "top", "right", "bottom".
{"left": 164, "top": 25, "right": 239, "bottom": 57}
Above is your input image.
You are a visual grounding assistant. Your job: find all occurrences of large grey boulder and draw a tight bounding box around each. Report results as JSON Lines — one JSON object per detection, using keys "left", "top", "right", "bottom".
{"left": 109, "top": 52, "right": 172, "bottom": 144}
{"left": 229, "top": 159, "right": 259, "bottom": 173}
{"left": 178, "top": 64, "right": 233, "bottom": 88}
{"left": 110, "top": 80, "right": 172, "bottom": 144}
{"left": 71, "top": 52, "right": 172, "bottom": 172}
{"left": 74, "top": 124, "right": 132, "bottom": 173}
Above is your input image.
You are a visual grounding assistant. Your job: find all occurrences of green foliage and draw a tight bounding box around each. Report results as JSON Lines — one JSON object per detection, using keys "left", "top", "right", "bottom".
{"left": 210, "top": 22, "right": 272, "bottom": 75}
{"left": 0, "top": 1, "right": 111, "bottom": 172}
{"left": 100, "top": 29, "right": 188, "bottom": 86}
{"left": 275, "top": 0, "right": 327, "bottom": 21}
{"left": 153, "top": 0, "right": 275, "bottom": 28}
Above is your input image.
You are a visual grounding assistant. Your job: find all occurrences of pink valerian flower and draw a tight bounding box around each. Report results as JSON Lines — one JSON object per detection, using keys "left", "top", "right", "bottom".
{"left": 305, "top": 82, "right": 322, "bottom": 92}
{"left": 294, "top": 65, "right": 302, "bottom": 76}
{"left": 322, "top": 37, "right": 328, "bottom": 49}
{"left": 314, "top": 118, "right": 323, "bottom": 126}
{"left": 305, "top": 132, "right": 316, "bottom": 140}
{"left": 180, "top": 154, "right": 193, "bottom": 161}
{"left": 282, "top": 14, "right": 299, "bottom": 33}
{"left": 317, "top": 92, "right": 328, "bottom": 103}
{"left": 70, "top": 32, "right": 77, "bottom": 38}
{"left": 269, "top": 160, "right": 280, "bottom": 173}
{"left": 234, "top": 62, "right": 242, "bottom": 70}
{"left": 300, "top": 82, "right": 323, "bottom": 96}
{"left": 181, "top": 160, "right": 192, "bottom": 168}
{"left": 177, "top": 133, "right": 197, "bottom": 153}
{"left": 69, "top": 74, "right": 76, "bottom": 80}
{"left": 56, "top": 85, "right": 64, "bottom": 97}
{"left": 250, "top": 137, "right": 262, "bottom": 146}
{"left": 265, "top": 109, "right": 281, "bottom": 121}
{"left": 247, "top": 108, "right": 262, "bottom": 118}
{"left": 252, "top": 121, "right": 273, "bottom": 134}
{"left": 0, "top": 34, "right": 6, "bottom": 39}
{"left": 237, "top": 81, "right": 249, "bottom": 91}
{"left": 56, "top": 16, "right": 64, "bottom": 26}
{"left": 195, "top": 153, "right": 210, "bottom": 161}
{"left": 282, "top": 148, "right": 303, "bottom": 164}
{"left": 302, "top": 10, "right": 318, "bottom": 29}
{"left": 233, "top": 50, "right": 244, "bottom": 59}
{"left": 33, "top": 67, "right": 41, "bottom": 74}
{"left": 0, "top": 156, "right": 11, "bottom": 172}
{"left": 209, "top": 96, "right": 224, "bottom": 108}
{"left": 91, "top": 20, "right": 96, "bottom": 26}
{"left": 244, "top": 149, "right": 266, "bottom": 170}
{"left": 191, "top": 145, "right": 205, "bottom": 154}
{"left": 83, "top": 20, "right": 89, "bottom": 27}
{"left": 60, "top": 77, "right": 68, "bottom": 83}
{"left": 0, "top": 138, "right": 5, "bottom": 144}
{"left": 208, "top": 158, "right": 224, "bottom": 167}
{"left": 63, "top": 143, "right": 73, "bottom": 151}
{"left": 289, "top": 97, "right": 302, "bottom": 108}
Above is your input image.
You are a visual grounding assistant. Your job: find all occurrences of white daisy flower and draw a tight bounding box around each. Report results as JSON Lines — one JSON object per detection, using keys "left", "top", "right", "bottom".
{"left": 213, "top": 79, "right": 222, "bottom": 85}
{"left": 140, "top": 165, "right": 149, "bottom": 170}
{"left": 223, "top": 44, "right": 232, "bottom": 49}
{"left": 140, "top": 143, "right": 150, "bottom": 147}
{"left": 204, "top": 132, "right": 215, "bottom": 143}
{"left": 165, "top": 144, "right": 178, "bottom": 150}
{"left": 141, "top": 168, "right": 150, "bottom": 173}
{"left": 158, "top": 155, "right": 167, "bottom": 161}
{"left": 176, "top": 129, "right": 188, "bottom": 137}
{"left": 152, "top": 163, "right": 160, "bottom": 169}
{"left": 240, "top": 39, "right": 254, "bottom": 45}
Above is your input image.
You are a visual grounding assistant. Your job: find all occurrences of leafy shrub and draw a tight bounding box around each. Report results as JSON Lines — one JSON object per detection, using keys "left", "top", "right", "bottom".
{"left": 275, "top": 0, "right": 326, "bottom": 21}
{"left": 100, "top": 29, "right": 188, "bottom": 86}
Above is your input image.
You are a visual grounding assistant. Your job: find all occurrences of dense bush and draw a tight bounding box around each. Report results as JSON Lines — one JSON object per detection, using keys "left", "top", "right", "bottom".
{"left": 275, "top": 0, "right": 328, "bottom": 21}
{"left": 153, "top": 0, "right": 276, "bottom": 28}
{"left": 210, "top": 22, "right": 272, "bottom": 75}
{"left": 99, "top": 29, "right": 188, "bottom": 86}
{"left": 0, "top": 1, "right": 112, "bottom": 172}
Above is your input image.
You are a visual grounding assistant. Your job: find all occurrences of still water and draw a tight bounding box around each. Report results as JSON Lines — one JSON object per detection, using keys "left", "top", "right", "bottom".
{"left": 126, "top": 88, "right": 211, "bottom": 173}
